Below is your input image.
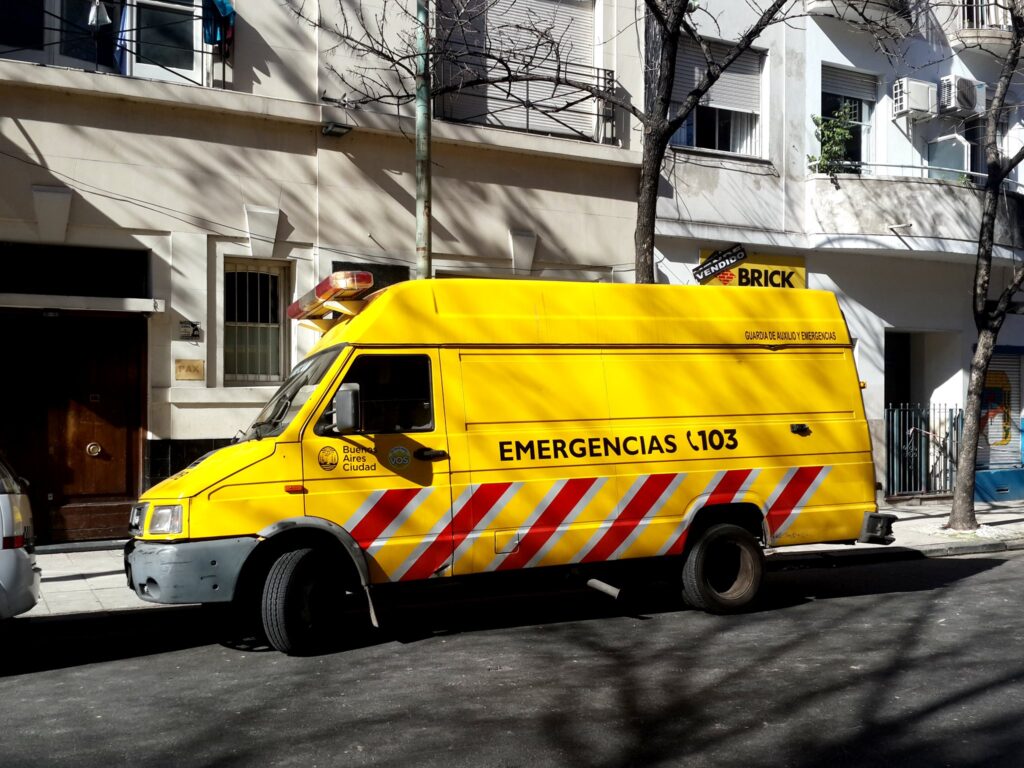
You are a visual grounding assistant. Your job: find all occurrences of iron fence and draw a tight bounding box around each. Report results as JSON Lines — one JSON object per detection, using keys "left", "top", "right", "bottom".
{"left": 885, "top": 403, "right": 964, "bottom": 496}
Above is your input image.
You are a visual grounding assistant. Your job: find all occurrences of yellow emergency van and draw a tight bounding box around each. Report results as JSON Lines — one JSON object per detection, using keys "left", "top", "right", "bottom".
{"left": 125, "top": 275, "right": 893, "bottom": 654}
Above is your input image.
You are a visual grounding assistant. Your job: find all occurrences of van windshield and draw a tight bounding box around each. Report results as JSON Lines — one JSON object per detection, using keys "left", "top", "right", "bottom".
{"left": 240, "top": 347, "right": 343, "bottom": 441}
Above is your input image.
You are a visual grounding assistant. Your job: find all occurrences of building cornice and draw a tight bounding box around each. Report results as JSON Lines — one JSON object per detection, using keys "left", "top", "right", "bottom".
{"left": 0, "top": 60, "right": 642, "bottom": 169}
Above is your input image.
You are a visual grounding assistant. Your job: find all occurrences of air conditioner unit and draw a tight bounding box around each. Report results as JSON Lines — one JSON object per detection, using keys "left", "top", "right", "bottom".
{"left": 939, "top": 75, "right": 986, "bottom": 115}
{"left": 893, "top": 77, "right": 937, "bottom": 118}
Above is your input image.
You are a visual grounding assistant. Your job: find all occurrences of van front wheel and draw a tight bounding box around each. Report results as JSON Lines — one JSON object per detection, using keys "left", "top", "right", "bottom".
{"left": 262, "top": 548, "right": 330, "bottom": 654}
{"left": 681, "top": 523, "right": 764, "bottom": 613}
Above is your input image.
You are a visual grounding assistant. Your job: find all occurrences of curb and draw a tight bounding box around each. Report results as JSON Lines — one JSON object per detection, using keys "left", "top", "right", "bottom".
{"left": 769, "top": 536, "right": 1024, "bottom": 566}
{"left": 914, "top": 537, "right": 1024, "bottom": 557}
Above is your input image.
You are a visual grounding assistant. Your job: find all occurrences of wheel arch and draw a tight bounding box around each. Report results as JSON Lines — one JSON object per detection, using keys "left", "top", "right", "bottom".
{"left": 683, "top": 501, "right": 767, "bottom": 553}
{"left": 236, "top": 516, "right": 378, "bottom": 627}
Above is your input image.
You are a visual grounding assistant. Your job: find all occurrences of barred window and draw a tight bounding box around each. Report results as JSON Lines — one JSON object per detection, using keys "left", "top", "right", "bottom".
{"left": 224, "top": 259, "right": 288, "bottom": 384}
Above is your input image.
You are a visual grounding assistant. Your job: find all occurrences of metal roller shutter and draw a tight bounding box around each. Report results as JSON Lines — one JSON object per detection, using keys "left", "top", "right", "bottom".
{"left": 821, "top": 65, "right": 878, "bottom": 101}
{"left": 977, "top": 353, "right": 1022, "bottom": 468}
{"left": 673, "top": 40, "right": 763, "bottom": 113}
{"left": 439, "top": 0, "right": 595, "bottom": 137}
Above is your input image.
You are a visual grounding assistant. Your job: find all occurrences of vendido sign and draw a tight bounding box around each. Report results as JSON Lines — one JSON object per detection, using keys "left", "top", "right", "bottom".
{"left": 698, "top": 251, "right": 807, "bottom": 289}
{"left": 692, "top": 244, "right": 746, "bottom": 283}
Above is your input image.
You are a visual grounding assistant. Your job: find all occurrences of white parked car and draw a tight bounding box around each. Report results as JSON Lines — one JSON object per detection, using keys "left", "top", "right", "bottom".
{"left": 0, "top": 455, "right": 40, "bottom": 619}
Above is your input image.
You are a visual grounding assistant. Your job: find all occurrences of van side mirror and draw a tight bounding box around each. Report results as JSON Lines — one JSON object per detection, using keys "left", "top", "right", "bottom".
{"left": 333, "top": 383, "right": 360, "bottom": 433}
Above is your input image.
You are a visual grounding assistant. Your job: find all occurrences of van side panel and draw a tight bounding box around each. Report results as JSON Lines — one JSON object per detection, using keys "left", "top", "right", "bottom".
{"left": 450, "top": 351, "right": 621, "bottom": 575}
{"left": 454, "top": 345, "right": 874, "bottom": 570}
{"left": 602, "top": 347, "right": 874, "bottom": 546}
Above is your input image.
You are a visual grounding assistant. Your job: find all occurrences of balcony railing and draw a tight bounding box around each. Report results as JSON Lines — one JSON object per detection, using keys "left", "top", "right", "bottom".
{"left": 958, "top": 0, "right": 1012, "bottom": 30}
{"left": 436, "top": 57, "right": 617, "bottom": 144}
{"left": 807, "top": 159, "right": 1024, "bottom": 193}
{"left": 803, "top": 0, "right": 913, "bottom": 34}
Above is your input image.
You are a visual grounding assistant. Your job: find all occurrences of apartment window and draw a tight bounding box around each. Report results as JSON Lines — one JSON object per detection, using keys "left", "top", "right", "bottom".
{"left": 131, "top": 0, "right": 203, "bottom": 82}
{"left": 0, "top": 1, "right": 204, "bottom": 85}
{"left": 965, "top": 108, "right": 1007, "bottom": 178}
{"left": 820, "top": 66, "right": 877, "bottom": 172}
{"left": 927, "top": 134, "right": 970, "bottom": 181}
{"left": 1, "top": 0, "right": 124, "bottom": 69}
{"left": 670, "top": 40, "right": 764, "bottom": 157}
{"left": 224, "top": 260, "right": 288, "bottom": 384}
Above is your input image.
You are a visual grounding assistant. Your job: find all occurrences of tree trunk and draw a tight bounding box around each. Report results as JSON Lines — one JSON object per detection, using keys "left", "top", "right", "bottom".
{"left": 634, "top": 128, "right": 670, "bottom": 284}
{"left": 948, "top": 167, "right": 1005, "bottom": 530}
{"left": 949, "top": 325, "right": 999, "bottom": 530}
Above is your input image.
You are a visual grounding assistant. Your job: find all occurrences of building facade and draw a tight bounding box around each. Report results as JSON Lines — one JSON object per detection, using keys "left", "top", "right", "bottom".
{"left": 1, "top": 0, "right": 1022, "bottom": 542}
{"left": 654, "top": 2, "right": 1024, "bottom": 501}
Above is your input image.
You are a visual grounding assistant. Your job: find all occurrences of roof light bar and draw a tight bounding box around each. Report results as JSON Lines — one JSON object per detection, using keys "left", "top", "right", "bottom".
{"left": 287, "top": 271, "right": 375, "bottom": 320}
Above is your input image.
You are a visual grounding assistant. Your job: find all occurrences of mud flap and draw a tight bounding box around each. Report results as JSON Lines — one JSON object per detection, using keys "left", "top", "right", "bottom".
{"left": 858, "top": 512, "right": 897, "bottom": 545}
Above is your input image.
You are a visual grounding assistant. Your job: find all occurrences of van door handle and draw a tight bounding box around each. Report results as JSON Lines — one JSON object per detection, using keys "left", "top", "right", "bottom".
{"left": 414, "top": 448, "right": 449, "bottom": 461}
{"left": 790, "top": 423, "right": 812, "bottom": 436}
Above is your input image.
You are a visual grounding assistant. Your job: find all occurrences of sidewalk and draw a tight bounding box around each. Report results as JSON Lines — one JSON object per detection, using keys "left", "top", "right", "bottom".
{"left": 21, "top": 499, "right": 1024, "bottom": 618}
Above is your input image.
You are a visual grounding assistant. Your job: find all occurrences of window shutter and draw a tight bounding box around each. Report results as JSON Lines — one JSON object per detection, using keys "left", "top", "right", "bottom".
{"left": 977, "top": 353, "right": 1022, "bottom": 468}
{"left": 439, "top": 0, "right": 595, "bottom": 136}
{"left": 673, "top": 40, "right": 763, "bottom": 114}
{"left": 821, "top": 65, "right": 878, "bottom": 102}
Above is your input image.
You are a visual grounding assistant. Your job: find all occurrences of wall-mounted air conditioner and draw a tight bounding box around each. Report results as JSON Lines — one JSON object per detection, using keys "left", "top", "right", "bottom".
{"left": 893, "top": 77, "right": 937, "bottom": 118}
{"left": 939, "top": 75, "right": 986, "bottom": 115}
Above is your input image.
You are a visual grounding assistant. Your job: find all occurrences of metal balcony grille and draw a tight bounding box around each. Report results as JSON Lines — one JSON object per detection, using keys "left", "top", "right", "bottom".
{"left": 436, "top": 58, "right": 617, "bottom": 144}
{"left": 959, "top": 0, "right": 1012, "bottom": 30}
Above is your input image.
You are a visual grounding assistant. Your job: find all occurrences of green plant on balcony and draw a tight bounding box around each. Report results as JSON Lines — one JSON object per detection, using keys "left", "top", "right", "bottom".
{"left": 808, "top": 102, "right": 857, "bottom": 187}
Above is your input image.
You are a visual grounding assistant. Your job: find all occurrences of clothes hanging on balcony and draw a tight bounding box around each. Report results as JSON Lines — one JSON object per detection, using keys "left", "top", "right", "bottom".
{"left": 203, "top": 0, "right": 236, "bottom": 56}
{"left": 87, "top": 1, "right": 113, "bottom": 28}
{"left": 112, "top": 3, "right": 130, "bottom": 76}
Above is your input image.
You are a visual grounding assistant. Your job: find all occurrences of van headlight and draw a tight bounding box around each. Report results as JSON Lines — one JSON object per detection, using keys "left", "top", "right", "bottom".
{"left": 148, "top": 505, "right": 183, "bottom": 535}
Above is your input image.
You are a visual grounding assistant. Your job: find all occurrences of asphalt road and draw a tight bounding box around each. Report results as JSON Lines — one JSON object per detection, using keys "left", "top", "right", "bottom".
{"left": 3, "top": 552, "right": 1024, "bottom": 768}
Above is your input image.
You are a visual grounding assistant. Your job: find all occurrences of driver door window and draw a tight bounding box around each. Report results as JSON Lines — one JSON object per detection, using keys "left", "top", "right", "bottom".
{"left": 343, "top": 355, "right": 434, "bottom": 434}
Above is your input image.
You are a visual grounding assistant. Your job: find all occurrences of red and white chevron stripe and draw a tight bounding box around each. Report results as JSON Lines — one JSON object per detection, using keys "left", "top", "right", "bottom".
{"left": 764, "top": 465, "right": 831, "bottom": 539}
{"left": 340, "top": 464, "right": 831, "bottom": 581}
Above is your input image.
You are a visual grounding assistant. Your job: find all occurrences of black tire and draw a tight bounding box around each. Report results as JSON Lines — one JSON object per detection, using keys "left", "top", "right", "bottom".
{"left": 681, "top": 523, "right": 764, "bottom": 613}
{"left": 262, "top": 548, "right": 332, "bottom": 654}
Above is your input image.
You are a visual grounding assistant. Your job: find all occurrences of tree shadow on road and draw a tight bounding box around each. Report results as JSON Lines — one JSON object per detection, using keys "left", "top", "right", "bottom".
{"left": 0, "top": 555, "right": 1005, "bottom": 677}
{"left": 0, "top": 607, "right": 215, "bottom": 677}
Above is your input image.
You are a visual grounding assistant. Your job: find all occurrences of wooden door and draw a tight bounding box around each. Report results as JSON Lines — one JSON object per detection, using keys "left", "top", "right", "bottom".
{"left": 0, "top": 310, "right": 145, "bottom": 542}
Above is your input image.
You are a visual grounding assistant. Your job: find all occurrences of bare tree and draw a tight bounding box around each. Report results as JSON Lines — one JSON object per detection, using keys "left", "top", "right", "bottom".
{"left": 296, "top": 0, "right": 806, "bottom": 281}
{"left": 947, "top": 2, "right": 1024, "bottom": 530}
{"left": 299, "top": 0, "right": 916, "bottom": 281}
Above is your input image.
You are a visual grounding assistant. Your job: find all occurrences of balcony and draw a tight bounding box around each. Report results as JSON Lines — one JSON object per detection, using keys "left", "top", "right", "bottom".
{"left": 804, "top": 0, "right": 913, "bottom": 36}
{"left": 435, "top": 57, "right": 618, "bottom": 144}
{"left": 942, "top": 0, "right": 1014, "bottom": 57}
{"left": 805, "top": 161, "right": 1024, "bottom": 252}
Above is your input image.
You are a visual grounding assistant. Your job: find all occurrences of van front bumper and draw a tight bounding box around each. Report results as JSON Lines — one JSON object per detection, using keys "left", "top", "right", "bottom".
{"left": 124, "top": 537, "right": 258, "bottom": 604}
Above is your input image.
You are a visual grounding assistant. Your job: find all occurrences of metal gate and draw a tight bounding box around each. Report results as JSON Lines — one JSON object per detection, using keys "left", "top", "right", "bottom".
{"left": 885, "top": 403, "right": 964, "bottom": 496}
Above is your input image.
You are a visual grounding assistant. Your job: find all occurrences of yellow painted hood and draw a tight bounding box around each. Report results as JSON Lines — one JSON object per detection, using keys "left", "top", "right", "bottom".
{"left": 141, "top": 440, "right": 279, "bottom": 501}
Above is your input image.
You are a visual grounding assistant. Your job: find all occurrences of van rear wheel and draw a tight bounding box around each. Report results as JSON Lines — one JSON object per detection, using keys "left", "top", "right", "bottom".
{"left": 262, "top": 547, "right": 332, "bottom": 655}
{"left": 682, "top": 523, "right": 764, "bottom": 613}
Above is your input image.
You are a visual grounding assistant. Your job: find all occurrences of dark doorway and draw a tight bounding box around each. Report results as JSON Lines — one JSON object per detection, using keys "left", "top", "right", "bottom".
{"left": 884, "top": 331, "right": 912, "bottom": 406}
{"left": 0, "top": 310, "right": 146, "bottom": 542}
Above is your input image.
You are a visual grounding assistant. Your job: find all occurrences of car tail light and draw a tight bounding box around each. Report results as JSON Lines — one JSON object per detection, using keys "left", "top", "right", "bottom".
{"left": 1, "top": 535, "right": 25, "bottom": 549}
